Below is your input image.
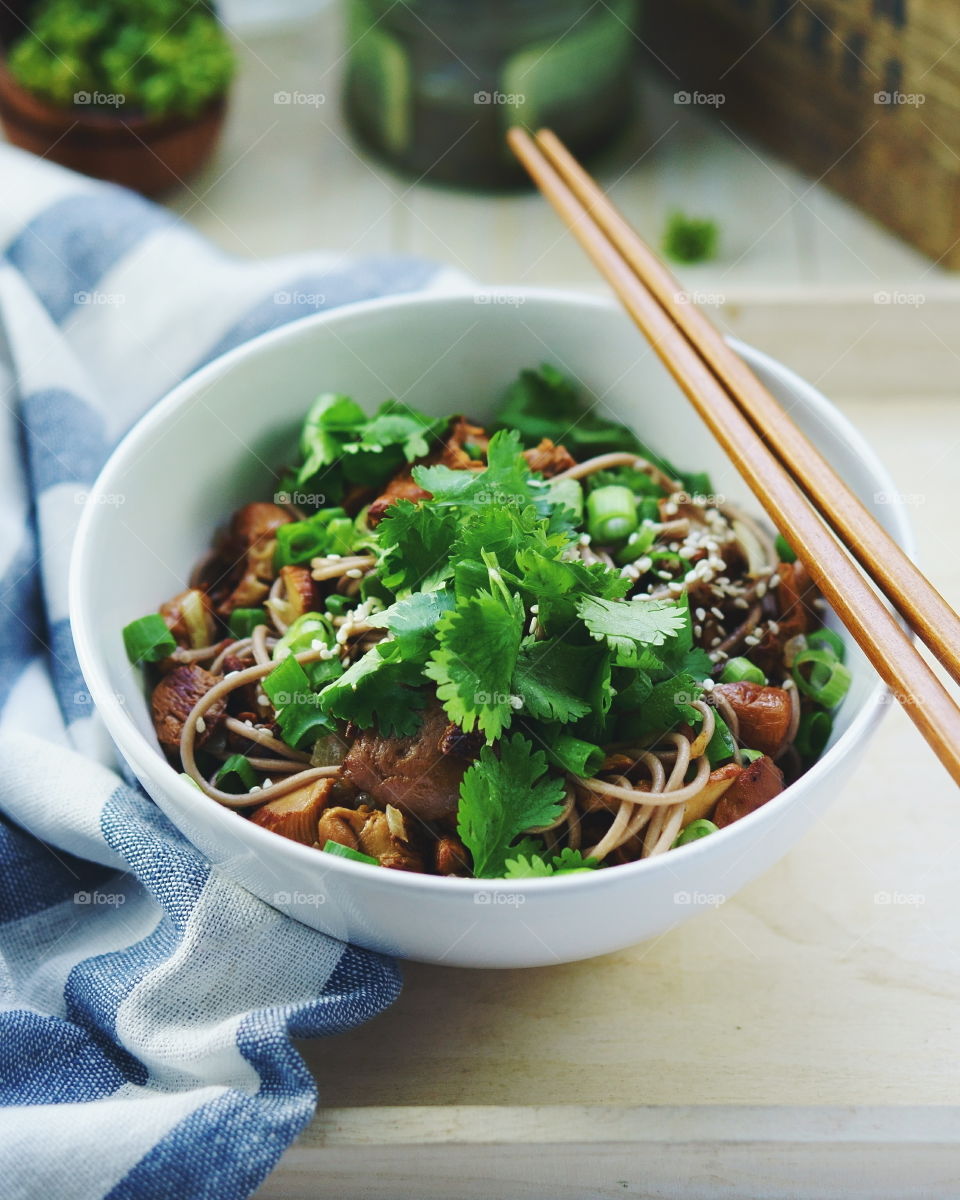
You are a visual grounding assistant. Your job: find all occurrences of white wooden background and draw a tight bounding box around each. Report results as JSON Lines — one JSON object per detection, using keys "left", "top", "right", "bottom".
{"left": 176, "top": 5, "right": 948, "bottom": 293}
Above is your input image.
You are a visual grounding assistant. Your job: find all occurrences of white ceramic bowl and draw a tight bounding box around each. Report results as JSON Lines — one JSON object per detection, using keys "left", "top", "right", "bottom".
{"left": 71, "top": 290, "right": 912, "bottom": 968}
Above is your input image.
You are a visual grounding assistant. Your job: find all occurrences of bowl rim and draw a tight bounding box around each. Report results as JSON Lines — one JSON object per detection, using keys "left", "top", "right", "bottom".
{"left": 70, "top": 286, "right": 913, "bottom": 895}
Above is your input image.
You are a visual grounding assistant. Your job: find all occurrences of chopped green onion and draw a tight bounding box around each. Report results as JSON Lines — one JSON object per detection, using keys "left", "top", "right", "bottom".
{"left": 792, "top": 649, "right": 852, "bottom": 708}
{"left": 648, "top": 550, "right": 683, "bottom": 573}
{"left": 214, "top": 754, "right": 260, "bottom": 793}
{"left": 324, "top": 594, "right": 355, "bottom": 616}
{"left": 614, "top": 521, "right": 657, "bottom": 565}
{"left": 262, "top": 654, "right": 333, "bottom": 748}
{"left": 122, "top": 614, "right": 176, "bottom": 664}
{"left": 638, "top": 497, "right": 661, "bottom": 524}
{"left": 806, "top": 626, "right": 845, "bottom": 663}
{"left": 775, "top": 534, "right": 797, "bottom": 563}
{"left": 262, "top": 655, "right": 312, "bottom": 708}
{"left": 739, "top": 748, "right": 765, "bottom": 764}
{"left": 706, "top": 709, "right": 737, "bottom": 765}
{"left": 228, "top": 608, "right": 268, "bottom": 639}
{"left": 795, "top": 710, "right": 833, "bottom": 758}
{"left": 322, "top": 840, "right": 378, "bottom": 866}
{"left": 464, "top": 441, "right": 485, "bottom": 461}
{"left": 673, "top": 819, "right": 718, "bottom": 847}
{"left": 273, "top": 612, "right": 336, "bottom": 661}
{"left": 586, "top": 485, "right": 638, "bottom": 544}
{"left": 546, "top": 733, "right": 605, "bottom": 778}
{"left": 274, "top": 507, "right": 354, "bottom": 567}
{"left": 720, "top": 657, "right": 767, "bottom": 685}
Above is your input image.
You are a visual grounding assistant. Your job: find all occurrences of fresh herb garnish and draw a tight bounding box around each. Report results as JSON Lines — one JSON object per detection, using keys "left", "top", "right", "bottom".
{"left": 457, "top": 734, "right": 567, "bottom": 877}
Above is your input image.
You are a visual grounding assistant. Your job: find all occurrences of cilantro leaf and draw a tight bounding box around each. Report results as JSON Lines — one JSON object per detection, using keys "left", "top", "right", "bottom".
{"left": 512, "top": 637, "right": 592, "bottom": 724}
{"left": 502, "top": 854, "right": 554, "bottom": 878}
{"left": 551, "top": 847, "right": 600, "bottom": 872}
{"left": 425, "top": 587, "right": 525, "bottom": 741}
{"left": 413, "top": 428, "right": 532, "bottom": 509}
{"left": 492, "top": 365, "right": 711, "bottom": 493}
{"left": 627, "top": 671, "right": 704, "bottom": 742}
{"left": 342, "top": 400, "right": 445, "bottom": 462}
{"left": 671, "top": 646, "right": 714, "bottom": 681}
{"left": 367, "top": 587, "right": 455, "bottom": 656}
{"left": 503, "top": 846, "right": 600, "bottom": 878}
{"left": 318, "top": 642, "right": 427, "bottom": 736}
{"left": 457, "top": 734, "right": 566, "bottom": 877}
{"left": 578, "top": 595, "right": 688, "bottom": 666}
{"left": 296, "top": 395, "right": 447, "bottom": 494}
{"left": 297, "top": 393, "right": 366, "bottom": 484}
{"left": 376, "top": 499, "right": 457, "bottom": 593}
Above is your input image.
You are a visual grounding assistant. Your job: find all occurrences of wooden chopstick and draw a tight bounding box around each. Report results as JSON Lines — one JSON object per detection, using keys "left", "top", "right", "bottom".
{"left": 507, "top": 125, "right": 960, "bottom": 786}
{"left": 532, "top": 127, "right": 960, "bottom": 692}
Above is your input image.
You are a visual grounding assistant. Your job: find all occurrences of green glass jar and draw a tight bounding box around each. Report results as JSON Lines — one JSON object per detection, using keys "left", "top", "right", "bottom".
{"left": 344, "top": 0, "right": 638, "bottom": 188}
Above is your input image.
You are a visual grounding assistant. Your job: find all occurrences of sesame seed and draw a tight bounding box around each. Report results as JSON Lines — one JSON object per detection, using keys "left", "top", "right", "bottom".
{"left": 262, "top": 778, "right": 273, "bottom": 788}
{"left": 711, "top": 606, "right": 724, "bottom": 620}
{"left": 195, "top": 717, "right": 206, "bottom": 733}
{"left": 769, "top": 574, "right": 781, "bottom": 589}
{"left": 345, "top": 568, "right": 363, "bottom": 579}
{"left": 701, "top": 677, "right": 715, "bottom": 692}
{"left": 769, "top": 621, "right": 780, "bottom": 634}
{"left": 249, "top": 785, "right": 261, "bottom": 794}
{"left": 257, "top": 695, "right": 270, "bottom": 707}
{"left": 756, "top": 581, "right": 768, "bottom": 598}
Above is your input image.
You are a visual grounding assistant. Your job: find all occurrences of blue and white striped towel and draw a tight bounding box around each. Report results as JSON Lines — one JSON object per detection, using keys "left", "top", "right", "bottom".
{"left": 0, "top": 144, "right": 461, "bottom": 1200}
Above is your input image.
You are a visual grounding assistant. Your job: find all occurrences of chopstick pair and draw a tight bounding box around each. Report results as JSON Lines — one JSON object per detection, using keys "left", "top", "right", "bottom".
{"left": 508, "top": 126, "right": 960, "bottom": 787}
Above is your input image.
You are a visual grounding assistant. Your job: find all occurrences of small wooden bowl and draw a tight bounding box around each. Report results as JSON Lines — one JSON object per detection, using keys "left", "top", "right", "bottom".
{"left": 0, "top": 59, "right": 226, "bottom": 195}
